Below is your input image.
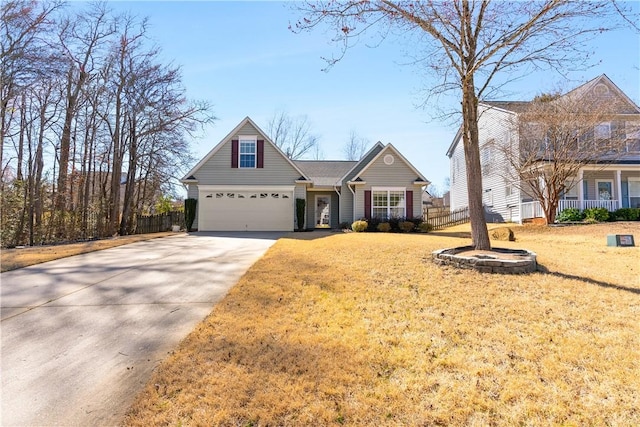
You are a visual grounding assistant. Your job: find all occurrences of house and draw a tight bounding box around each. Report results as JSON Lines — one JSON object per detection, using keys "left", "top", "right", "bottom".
{"left": 447, "top": 75, "right": 640, "bottom": 223}
{"left": 181, "top": 117, "right": 429, "bottom": 231}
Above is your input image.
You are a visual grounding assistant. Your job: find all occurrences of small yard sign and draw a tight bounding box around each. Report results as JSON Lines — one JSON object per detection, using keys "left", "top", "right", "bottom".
{"left": 607, "top": 234, "right": 635, "bottom": 247}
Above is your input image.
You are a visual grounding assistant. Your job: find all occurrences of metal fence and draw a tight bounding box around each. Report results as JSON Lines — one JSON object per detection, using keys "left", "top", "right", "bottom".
{"left": 424, "top": 206, "right": 470, "bottom": 230}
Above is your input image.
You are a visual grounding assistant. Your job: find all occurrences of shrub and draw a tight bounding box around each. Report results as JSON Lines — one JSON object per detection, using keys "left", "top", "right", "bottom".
{"left": 583, "top": 207, "right": 609, "bottom": 222}
{"left": 295, "top": 198, "right": 306, "bottom": 231}
{"left": 365, "top": 217, "right": 382, "bottom": 232}
{"left": 613, "top": 207, "right": 640, "bottom": 221}
{"left": 339, "top": 222, "right": 352, "bottom": 230}
{"left": 491, "top": 227, "right": 515, "bottom": 241}
{"left": 417, "top": 222, "right": 433, "bottom": 233}
{"left": 377, "top": 222, "right": 391, "bottom": 232}
{"left": 184, "top": 198, "right": 197, "bottom": 231}
{"left": 399, "top": 221, "right": 415, "bottom": 232}
{"left": 556, "top": 208, "right": 584, "bottom": 222}
{"left": 351, "top": 220, "right": 368, "bottom": 232}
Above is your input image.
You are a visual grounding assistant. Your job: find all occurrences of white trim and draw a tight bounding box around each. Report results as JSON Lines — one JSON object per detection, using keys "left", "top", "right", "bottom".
{"left": 338, "top": 141, "right": 385, "bottom": 183}
{"left": 198, "top": 185, "right": 294, "bottom": 192}
{"left": 238, "top": 135, "right": 257, "bottom": 169}
{"left": 628, "top": 177, "right": 640, "bottom": 208}
{"left": 372, "top": 186, "right": 405, "bottom": 191}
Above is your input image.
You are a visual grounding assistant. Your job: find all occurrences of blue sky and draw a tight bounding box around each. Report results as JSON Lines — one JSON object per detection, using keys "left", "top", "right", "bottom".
{"left": 109, "top": 1, "right": 640, "bottom": 193}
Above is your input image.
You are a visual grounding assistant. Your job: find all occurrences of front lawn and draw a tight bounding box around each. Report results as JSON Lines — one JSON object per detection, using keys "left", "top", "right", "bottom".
{"left": 123, "top": 223, "right": 640, "bottom": 426}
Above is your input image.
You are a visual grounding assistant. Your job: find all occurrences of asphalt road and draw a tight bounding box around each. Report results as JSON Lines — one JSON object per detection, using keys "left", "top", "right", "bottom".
{"left": 1, "top": 232, "right": 281, "bottom": 427}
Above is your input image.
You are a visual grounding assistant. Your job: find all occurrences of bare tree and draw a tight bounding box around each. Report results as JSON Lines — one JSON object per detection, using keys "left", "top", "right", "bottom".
{"left": 266, "top": 110, "right": 320, "bottom": 160}
{"left": 293, "top": 1, "right": 638, "bottom": 249}
{"left": 343, "top": 129, "right": 369, "bottom": 160}
{"left": 500, "top": 91, "right": 637, "bottom": 224}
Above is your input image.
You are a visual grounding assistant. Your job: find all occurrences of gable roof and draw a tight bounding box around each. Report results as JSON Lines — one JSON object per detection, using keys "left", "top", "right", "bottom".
{"left": 446, "top": 74, "right": 640, "bottom": 157}
{"left": 351, "top": 143, "right": 429, "bottom": 184}
{"left": 339, "top": 141, "right": 385, "bottom": 183}
{"left": 294, "top": 160, "right": 357, "bottom": 187}
{"left": 181, "top": 116, "right": 309, "bottom": 182}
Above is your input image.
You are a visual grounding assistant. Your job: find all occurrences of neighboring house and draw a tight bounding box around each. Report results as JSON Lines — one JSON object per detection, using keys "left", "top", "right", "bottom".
{"left": 447, "top": 75, "right": 640, "bottom": 223}
{"left": 181, "top": 117, "right": 429, "bottom": 231}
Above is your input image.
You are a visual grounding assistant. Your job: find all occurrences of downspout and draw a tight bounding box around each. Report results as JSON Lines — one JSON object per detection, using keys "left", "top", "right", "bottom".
{"left": 348, "top": 183, "right": 356, "bottom": 222}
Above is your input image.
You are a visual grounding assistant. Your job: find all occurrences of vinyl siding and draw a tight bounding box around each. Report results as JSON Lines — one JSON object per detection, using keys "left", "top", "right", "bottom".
{"left": 193, "top": 122, "right": 300, "bottom": 186}
{"left": 449, "top": 105, "right": 520, "bottom": 222}
{"left": 340, "top": 185, "right": 354, "bottom": 223}
{"left": 356, "top": 152, "right": 424, "bottom": 219}
{"left": 344, "top": 144, "right": 384, "bottom": 182}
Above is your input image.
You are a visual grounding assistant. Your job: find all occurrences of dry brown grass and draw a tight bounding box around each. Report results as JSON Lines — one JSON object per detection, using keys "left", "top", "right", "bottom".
{"left": 119, "top": 223, "right": 637, "bottom": 425}
{"left": 0, "top": 232, "right": 177, "bottom": 272}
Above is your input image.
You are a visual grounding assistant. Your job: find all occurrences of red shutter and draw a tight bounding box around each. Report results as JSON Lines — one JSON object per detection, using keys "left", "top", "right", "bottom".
{"left": 231, "top": 140, "right": 238, "bottom": 168}
{"left": 257, "top": 140, "right": 264, "bottom": 168}
{"left": 364, "top": 190, "right": 371, "bottom": 219}
{"left": 406, "top": 190, "right": 413, "bottom": 219}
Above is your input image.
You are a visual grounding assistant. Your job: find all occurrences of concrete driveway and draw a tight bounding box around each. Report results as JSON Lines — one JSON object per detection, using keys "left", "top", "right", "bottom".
{"left": 1, "top": 232, "right": 282, "bottom": 427}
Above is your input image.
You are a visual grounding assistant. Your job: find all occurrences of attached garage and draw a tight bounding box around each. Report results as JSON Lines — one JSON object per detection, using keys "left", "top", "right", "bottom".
{"left": 197, "top": 186, "right": 294, "bottom": 231}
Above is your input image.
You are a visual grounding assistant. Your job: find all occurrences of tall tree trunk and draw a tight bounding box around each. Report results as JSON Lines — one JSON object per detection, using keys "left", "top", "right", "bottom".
{"left": 461, "top": 75, "right": 490, "bottom": 250}
{"left": 120, "top": 114, "right": 137, "bottom": 235}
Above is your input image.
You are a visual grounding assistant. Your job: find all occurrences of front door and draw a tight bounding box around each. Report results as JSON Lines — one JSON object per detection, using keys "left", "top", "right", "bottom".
{"left": 315, "top": 195, "right": 330, "bottom": 228}
{"left": 596, "top": 180, "right": 613, "bottom": 201}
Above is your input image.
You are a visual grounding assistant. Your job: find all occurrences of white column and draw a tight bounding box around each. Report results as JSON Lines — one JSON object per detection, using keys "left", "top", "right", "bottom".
{"left": 616, "top": 169, "right": 622, "bottom": 210}
{"left": 578, "top": 169, "right": 584, "bottom": 210}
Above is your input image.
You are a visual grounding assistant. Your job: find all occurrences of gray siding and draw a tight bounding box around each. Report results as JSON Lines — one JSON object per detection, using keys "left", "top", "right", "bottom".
{"left": 356, "top": 150, "right": 424, "bottom": 219}
{"left": 340, "top": 185, "right": 354, "bottom": 224}
{"left": 194, "top": 122, "right": 301, "bottom": 186}
{"left": 344, "top": 144, "right": 384, "bottom": 182}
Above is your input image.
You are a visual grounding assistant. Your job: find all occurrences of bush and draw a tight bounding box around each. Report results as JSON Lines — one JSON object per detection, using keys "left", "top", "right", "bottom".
{"left": 613, "top": 207, "right": 640, "bottom": 221}
{"left": 417, "top": 222, "right": 433, "bottom": 233}
{"left": 365, "top": 217, "right": 382, "bottom": 232}
{"left": 339, "top": 222, "right": 352, "bottom": 230}
{"left": 399, "top": 221, "right": 415, "bottom": 232}
{"left": 556, "top": 208, "right": 584, "bottom": 222}
{"left": 491, "top": 227, "right": 515, "bottom": 241}
{"left": 583, "top": 207, "right": 609, "bottom": 222}
{"left": 295, "top": 198, "right": 306, "bottom": 231}
{"left": 351, "top": 220, "right": 368, "bottom": 232}
{"left": 377, "top": 222, "right": 391, "bottom": 232}
{"left": 184, "top": 198, "right": 197, "bottom": 231}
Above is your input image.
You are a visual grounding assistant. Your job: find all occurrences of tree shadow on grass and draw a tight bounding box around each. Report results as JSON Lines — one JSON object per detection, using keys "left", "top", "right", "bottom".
{"left": 537, "top": 264, "right": 640, "bottom": 295}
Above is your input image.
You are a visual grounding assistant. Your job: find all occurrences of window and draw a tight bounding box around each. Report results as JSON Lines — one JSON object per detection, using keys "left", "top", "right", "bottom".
{"left": 562, "top": 181, "right": 579, "bottom": 200}
{"left": 239, "top": 138, "right": 256, "bottom": 168}
{"left": 372, "top": 188, "right": 405, "bottom": 219}
{"left": 595, "top": 122, "right": 611, "bottom": 140}
{"left": 628, "top": 179, "right": 640, "bottom": 208}
{"left": 481, "top": 143, "right": 493, "bottom": 175}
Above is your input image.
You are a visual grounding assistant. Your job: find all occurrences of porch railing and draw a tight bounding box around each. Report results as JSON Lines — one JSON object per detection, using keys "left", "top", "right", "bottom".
{"left": 521, "top": 200, "right": 620, "bottom": 220}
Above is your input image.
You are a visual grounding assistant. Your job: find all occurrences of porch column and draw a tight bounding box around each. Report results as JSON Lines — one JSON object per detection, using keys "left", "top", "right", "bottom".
{"left": 578, "top": 169, "right": 584, "bottom": 210}
{"left": 616, "top": 169, "right": 622, "bottom": 210}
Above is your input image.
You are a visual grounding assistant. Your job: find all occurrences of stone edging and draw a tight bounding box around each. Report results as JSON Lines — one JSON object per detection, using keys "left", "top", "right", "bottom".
{"left": 432, "top": 246, "right": 537, "bottom": 274}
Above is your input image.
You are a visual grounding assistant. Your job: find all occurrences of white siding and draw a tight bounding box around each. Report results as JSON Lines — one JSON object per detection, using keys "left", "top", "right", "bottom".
{"left": 449, "top": 105, "right": 520, "bottom": 222}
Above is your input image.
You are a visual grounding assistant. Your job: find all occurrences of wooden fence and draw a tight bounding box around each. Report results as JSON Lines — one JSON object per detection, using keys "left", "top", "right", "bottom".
{"left": 424, "top": 206, "right": 470, "bottom": 230}
{"left": 134, "top": 211, "right": 184, "bottom": 234}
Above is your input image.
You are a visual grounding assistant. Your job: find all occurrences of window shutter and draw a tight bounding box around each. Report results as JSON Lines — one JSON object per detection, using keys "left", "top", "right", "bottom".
{"left": 364, "top": 190, "right": 371, "bottom": 219}
{"left": 622, "top": 181, "right": 629, "bottom": 208}
{"left": 257, "top": 140, "right": 264, "bottom": 168}
{"left": 406, "top": 190, "right": 413, "bottom": 219}
{"left": 231, "top": 140, "right": 238, "bottom": 168}
{"left": 583, "top": 180, "right": 588, "bottom": 199}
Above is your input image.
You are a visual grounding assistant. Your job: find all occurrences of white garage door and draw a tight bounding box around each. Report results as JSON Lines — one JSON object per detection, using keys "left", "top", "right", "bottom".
{"left": 198, "top": 186, "right": 294, "bottom": 231}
